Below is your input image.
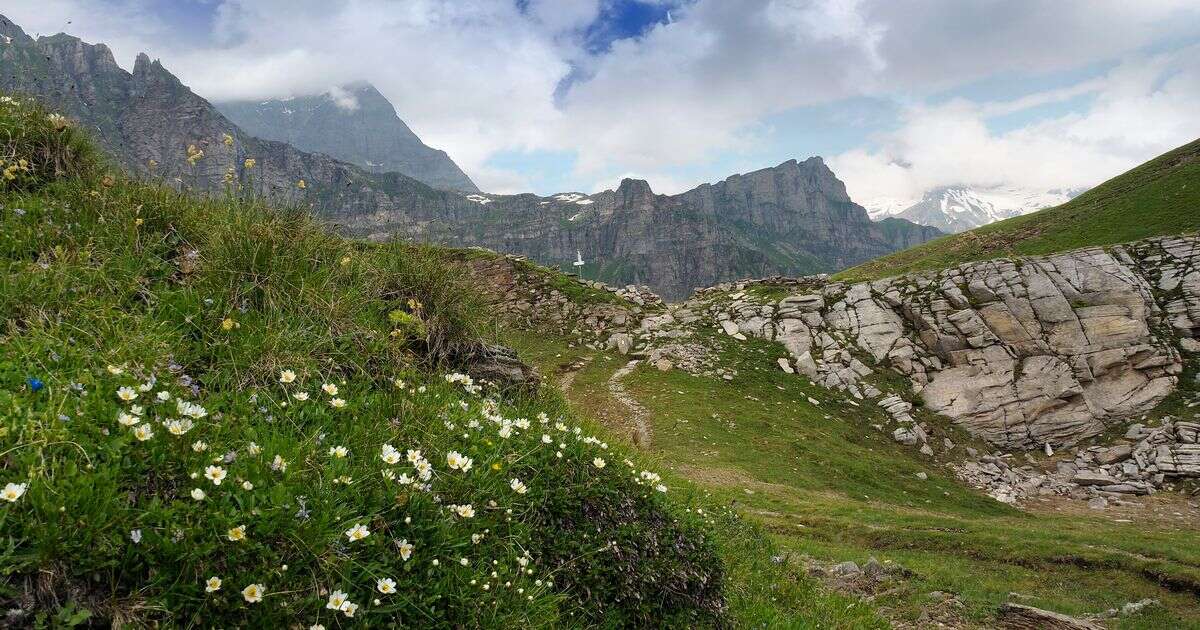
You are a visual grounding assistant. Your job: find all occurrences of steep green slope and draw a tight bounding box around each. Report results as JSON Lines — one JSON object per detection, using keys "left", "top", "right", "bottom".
{"left": 0, "top": 98, "right": 754, "bottom": 627}
{"left": 839, "top": 138, "right": 1200, "bottom": 282}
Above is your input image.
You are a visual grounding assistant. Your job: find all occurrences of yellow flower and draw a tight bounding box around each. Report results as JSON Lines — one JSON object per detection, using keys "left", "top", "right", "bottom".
{"left": 241, "top": 583, "right": 264, "bottom": 603}
{"left": 205, "top": 576, "right": 222, "bottom": 592}
{"left": 223, "top": 133, "right": 234, "bottom": 147}
{"left": 134, "top": 217, "right": 144, "bottom": 226}
{"left": 227, "top": 525, "right": 246, "bottom": 542}
{"left": 297, "top": 179, "right": 306, "bottom": 189}
{"left": 106, "top": 364, "right": 124, "bottom": 375}
{"left": 221, "top": 317, "right": 237, "bottom": 331}
{"left": 339, "top": 256, "right": 351, "bottom": 266}
{"left": 148, "top": 158, "right": 157, "bottom": 170}
{"left": 244, "top": 158, "right": 256, "bottom": 170}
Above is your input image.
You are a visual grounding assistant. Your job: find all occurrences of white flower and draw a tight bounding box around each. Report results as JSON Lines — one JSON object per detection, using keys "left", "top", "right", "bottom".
{"left": 329, "top": 398, "right": 346, "bottom": 409}
{"left": 247, "top": 442, "right": 262, "bottom": 455}
{"left": 117, "top": 412, "right": 138, "bottom": 426}
{"left": 271, "top": 454, "right": 288, "bottom": 472}
{"left": 205, "top": 576, "right": 222, "bottom": 592}
{"left": 656, "top": 484, "right": 668, "bottom": 493}
{"left": 166, "top": 418, "right": 194, "bottom": 436}
{"left": 176, "top": 400, "right": 208, "bottom": 419}
{"left": 133, "top": 423, "right": 154, "bottom": 441}
{"left": 205, "top": 465, "right": 227, "bottom": 485}
{"left": 129, "top": 405, "right": 144, "bottom": 416}
{"left": 340, "top": 601, "right": 358, "bottom": 618}
{"left": 459, "top": 557, "right": 469, "bottom": 566}
{"left": 190, "top": 488, "right": 206, "bottom": 501}
{"left": 227, "top": 525, "right": 246, "bottom": 541}
{"left": 138, "top": 382, "right": 154, "bottom": 393}
{"left": 279, "top": 370, "right": 296, "bottom": 384}
{"left": 406, "top": 449, "right": 422, "bottom": 464}
{"left": 242, "top": 583, "right": 264, "bottom": 603}
{"left": 322, "top": 383, "right": 338, "bottom": 396}
{"left": 326, "top": 590, "right": 348, "bottom": 610}
{"left": 454, "top": 504, "right": 475, "bottom": 518}
{"left": 380, "top": 444, "right": 401, "bottom": 465}
{"left": 510, "top": 478, "right": 528, "bottom": 495}
{"left": 377, "top": 577, "right": 396, "bottom": 594}
{"left": 192, "top": 440, "right": 209, "bottom": 452}
{"left": 498, "top": 425, "right": 513, "bottom": 439}
{"left": 242, "top": 480, "right": 254, "bottom": 491}
{"left": 345, "top": 523, "right": 370, "bottom": 541}
{"left": 2, "top": 482, "right": 28, "bottom": 502}
{"left": 117, "top": 386, "right": 138, "bottom": 402}
{"left": 310, "top": 626, "right": 325, "bottom": 630}
{"left": 106, "top": 364, "right": 124, "bottom": 375}
{"left": 329, "top": 445, "right": 349, "bottom": 458}
{"left": 293, "top": 391, "right": 309, "bottom": 401}
{"left": 398, "top": 539, "right": 414, "bottom": 561}
{"left": 592, "top": 458, "right": 606, "bottom": 469}
{"left": 541, "top": 434, "right": 552, "bottom": 444}
{"left": 130, "top": 529, "right": 142, "bottom": 543}
{"left": 156, "top": 391, "right": 171, "bottom": 402}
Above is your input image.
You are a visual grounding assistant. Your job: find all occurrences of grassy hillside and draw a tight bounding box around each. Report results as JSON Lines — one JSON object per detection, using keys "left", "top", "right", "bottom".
{"left": 506, "top": 325, "right": 1200, "bottom": 628}
{"left": 839, "top": 138, "right": 1200, "bottom": 282}
{"left": 0, "top": 97, "right": 796, "bottom": 627}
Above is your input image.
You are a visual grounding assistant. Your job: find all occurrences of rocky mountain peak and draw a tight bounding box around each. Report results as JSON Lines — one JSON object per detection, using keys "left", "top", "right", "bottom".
{"left": 614, "top": 178, "right": 655, "bottom": 205}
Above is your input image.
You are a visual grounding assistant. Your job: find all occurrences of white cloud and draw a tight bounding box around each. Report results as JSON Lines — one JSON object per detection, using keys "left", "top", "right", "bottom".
{"left": 3, "top": 0, "right": 1199, "bottom": 196}
{"left": 325, "top": 86, "right": 359, "bottom": 111}
{"left": 829, "top": 45, "right": 1200, "bottom": 208}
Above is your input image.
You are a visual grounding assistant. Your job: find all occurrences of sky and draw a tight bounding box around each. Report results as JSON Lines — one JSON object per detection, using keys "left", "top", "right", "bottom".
{"left": 6, "top": 0, "right": 1200, "bottom": 209}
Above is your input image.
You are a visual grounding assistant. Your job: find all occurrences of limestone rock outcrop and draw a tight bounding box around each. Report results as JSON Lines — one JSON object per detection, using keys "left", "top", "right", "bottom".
{"left": 703, "top": 236, "right": 1198, "bottom": 448}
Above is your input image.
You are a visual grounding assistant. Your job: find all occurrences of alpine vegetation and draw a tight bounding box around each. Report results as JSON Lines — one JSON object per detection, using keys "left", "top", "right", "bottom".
{"left": 0, "top": 97, "right": 724, "bottom": 627}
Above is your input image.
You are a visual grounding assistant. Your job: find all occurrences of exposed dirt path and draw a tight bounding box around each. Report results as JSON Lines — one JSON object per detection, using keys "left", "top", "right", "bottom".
{"left": 555, "top": 356, "right": 592, "bottom": 393}
{"left": 609, "top": 360, "right": 652, "bottom": 449}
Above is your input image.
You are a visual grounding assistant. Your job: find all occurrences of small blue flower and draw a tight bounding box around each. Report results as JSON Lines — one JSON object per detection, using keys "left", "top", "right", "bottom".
{"left": 26, "top": 377, "right": 45, "bottom": 392}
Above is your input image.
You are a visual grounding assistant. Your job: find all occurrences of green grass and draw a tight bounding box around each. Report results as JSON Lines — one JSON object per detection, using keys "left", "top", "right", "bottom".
{"left": 506, "top": 327, "right": 1200, "bottom": 628}
{"left": 839, "top": 137, "right": 1200, "bottom": 282}
{"left": 0, "top": 97, "right": 735, "bottom": 627}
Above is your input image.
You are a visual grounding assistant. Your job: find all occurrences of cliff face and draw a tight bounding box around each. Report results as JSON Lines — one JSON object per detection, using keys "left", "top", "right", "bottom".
{"left": 216, "top": 84, "right": 479, "bottom": 193}
{"left": 713, "top": 235, "right": 1199, "bottom": 448}
{"left": 346, "top": 163, "right": 942, "bottom": 300}
{"left": 0, "top": 15, "right": 941, "bottom": 300}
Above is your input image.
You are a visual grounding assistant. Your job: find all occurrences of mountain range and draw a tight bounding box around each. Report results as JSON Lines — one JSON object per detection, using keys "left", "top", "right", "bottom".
{"left": 866, "top": 186, "right": 1083, "bottom": 233}
{"left": 0, "top": 15, "right": 941, "bottom": 299}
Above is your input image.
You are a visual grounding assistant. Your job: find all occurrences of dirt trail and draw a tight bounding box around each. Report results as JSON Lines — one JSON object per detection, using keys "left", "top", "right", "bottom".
{"left": 609, "top": 360, "right": 652, "bottom": 449}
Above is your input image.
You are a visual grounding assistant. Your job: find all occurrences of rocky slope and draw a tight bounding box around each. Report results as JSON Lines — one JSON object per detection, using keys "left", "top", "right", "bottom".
{"left": 475, "top": 234, "right": 1199, "bottom": 447}
{"left": 0, "top": 15, "right": 940, "bottom": 300}
{"left": 469, "top": 234, "right": 1200, "bottom": 509}
{"left": 216, "top": 83, "right": 479, "bottom": 192}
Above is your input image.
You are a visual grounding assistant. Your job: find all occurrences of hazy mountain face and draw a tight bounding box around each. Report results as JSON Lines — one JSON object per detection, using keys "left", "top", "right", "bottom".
{"left": 217, "top": 84, "right": 479, "bottom": 193}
